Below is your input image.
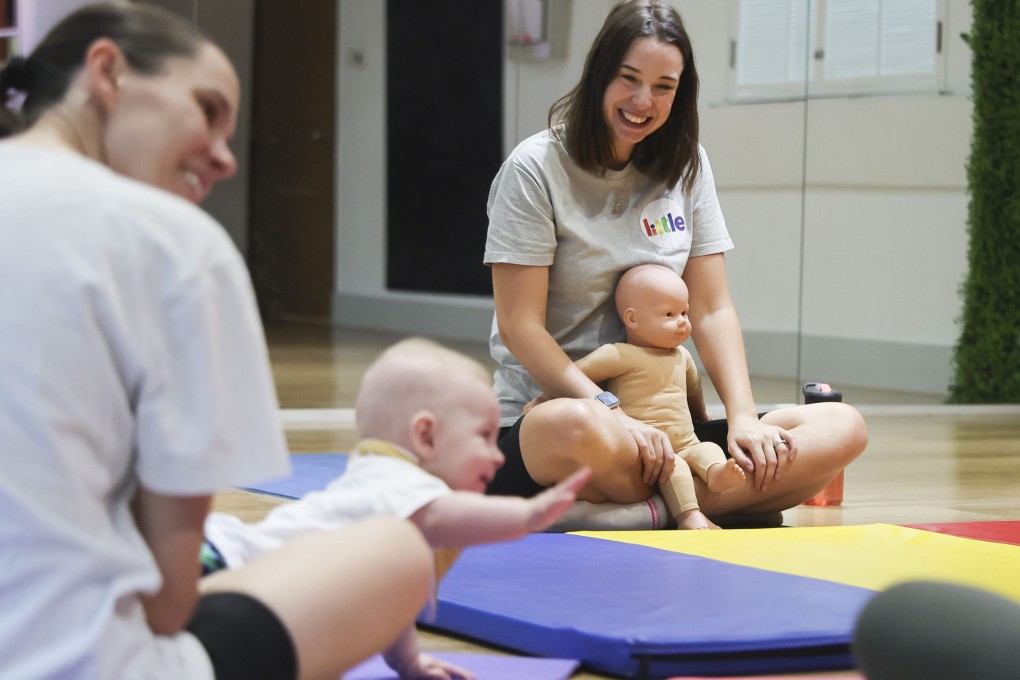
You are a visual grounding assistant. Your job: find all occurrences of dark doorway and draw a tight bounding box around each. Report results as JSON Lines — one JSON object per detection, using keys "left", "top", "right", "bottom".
{"left": 248, "top": 0, "right": 336, "bottom": 320}
{"left": 385, "top": 0, "right": 501, "bottom": 296}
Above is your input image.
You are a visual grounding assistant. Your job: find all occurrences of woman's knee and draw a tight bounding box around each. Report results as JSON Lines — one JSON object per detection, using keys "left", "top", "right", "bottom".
{"left": 526, "top": 397, "right": 625, "bottom": 455}
{"left": 768, "top": 402, "right": 867, "bottom": 468}
{"left": 523, "top": 398, "right": 638, "bottom": 494}
{"left": 828, "top": 402, "right": 868, "bottom": 463}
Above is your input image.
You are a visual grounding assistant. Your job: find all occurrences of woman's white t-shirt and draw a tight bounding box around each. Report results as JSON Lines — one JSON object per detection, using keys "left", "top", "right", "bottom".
{"left": 0, "top": 145, "right": 290, "bottom": 680}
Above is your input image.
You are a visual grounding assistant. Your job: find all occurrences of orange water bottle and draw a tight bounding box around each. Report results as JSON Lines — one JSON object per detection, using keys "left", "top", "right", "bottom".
{"left": 802, "top": 382, "right": 844, "bottom": 507}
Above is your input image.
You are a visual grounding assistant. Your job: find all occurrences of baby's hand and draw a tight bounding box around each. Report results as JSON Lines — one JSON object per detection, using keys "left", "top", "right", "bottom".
{"left": 398, "top": 653, "right": 475, "bottom": 679}
{"left": 526, "top": 466, "right": 592, "bottom": 532}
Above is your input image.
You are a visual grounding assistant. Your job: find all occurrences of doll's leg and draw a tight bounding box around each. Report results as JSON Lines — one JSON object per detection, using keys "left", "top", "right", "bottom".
{"left": 684, "top": 441, "right": 745, "bottom": 492}
{"left": 660, "top": 457, "right": 719, "bottom": 530}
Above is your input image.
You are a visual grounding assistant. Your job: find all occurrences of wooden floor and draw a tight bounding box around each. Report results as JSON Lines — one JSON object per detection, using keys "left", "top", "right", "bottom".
{"left": 214, "top": 321, "right": 1020, "bottom": 679}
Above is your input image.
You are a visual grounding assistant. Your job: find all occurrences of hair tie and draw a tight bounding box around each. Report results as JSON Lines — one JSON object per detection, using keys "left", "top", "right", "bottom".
{"left": 1, "top": 56, "right": 32, "bottom": 93}
{"left": 1, "top": 56, "right": 31, "bottom": 112}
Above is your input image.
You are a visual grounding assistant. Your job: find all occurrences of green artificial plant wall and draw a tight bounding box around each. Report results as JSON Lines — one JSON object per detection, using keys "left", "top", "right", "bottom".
{"left": 949, "top": 1, "right": 1020, "bottom": 403}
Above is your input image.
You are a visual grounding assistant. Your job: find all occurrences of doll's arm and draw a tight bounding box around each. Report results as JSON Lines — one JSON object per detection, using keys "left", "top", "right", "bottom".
{"left": 574, "top": 343, "right": 627, "bottom": 384}
{"left": 683, "top": 347, "right": 711, "bottom": 423}
{"left": 524, "top": 345, "right": 624, "bottom": 413}
{"left": 409, "top": 467, "right": 590, "bottom": 549}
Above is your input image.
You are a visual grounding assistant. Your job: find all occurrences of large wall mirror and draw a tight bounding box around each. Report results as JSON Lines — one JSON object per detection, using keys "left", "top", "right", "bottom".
{"left": 7, "top": 0, "right": 974, "bottom": 405}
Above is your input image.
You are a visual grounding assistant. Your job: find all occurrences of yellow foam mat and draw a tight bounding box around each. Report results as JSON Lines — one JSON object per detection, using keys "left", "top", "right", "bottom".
{"left": 576, "top": 524, "right": 1020, "bottom": 602}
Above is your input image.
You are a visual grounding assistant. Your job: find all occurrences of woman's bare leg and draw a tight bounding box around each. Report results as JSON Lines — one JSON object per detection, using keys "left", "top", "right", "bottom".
{"left": 519, "top": 398, "right": 651, "bottom": 503}
{"left": 516, "top": 399, "right": 866, "bottom": 517}
{"left": 698, "top": 402, "right": 868, "bottom": 518}
{"left": 201, "top": 516, "right": 432, "bottom": 680}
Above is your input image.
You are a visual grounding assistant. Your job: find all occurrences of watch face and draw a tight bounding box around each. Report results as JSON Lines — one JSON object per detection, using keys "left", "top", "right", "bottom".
{"left": 596, "top": 391, "right": 620, "bottom": 408}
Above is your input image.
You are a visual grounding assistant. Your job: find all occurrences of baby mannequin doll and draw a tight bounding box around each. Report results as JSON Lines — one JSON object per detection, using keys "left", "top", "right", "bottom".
{"left": 575, "top": 264, "right": 746, "bottom": 529}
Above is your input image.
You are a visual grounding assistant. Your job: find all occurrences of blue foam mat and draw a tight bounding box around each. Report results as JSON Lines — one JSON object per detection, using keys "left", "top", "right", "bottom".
{"left": 243, "top": 456, "right": 869, "bottom": 677}
{"left": 241, "top": 453, "right": 349, "bottom": 499}
{"left": 431, "top": 533, "right": 870, "bottom": 678}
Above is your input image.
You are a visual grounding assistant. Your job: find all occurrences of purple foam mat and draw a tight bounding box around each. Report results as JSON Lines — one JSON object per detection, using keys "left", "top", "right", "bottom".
{"left": 346, "top": 652, "right": 580, "bottom": 680}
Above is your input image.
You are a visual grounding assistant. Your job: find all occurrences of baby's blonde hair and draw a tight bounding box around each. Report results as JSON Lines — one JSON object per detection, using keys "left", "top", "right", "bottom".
{"left": 355, "top": 337, "right": 492, "bottom": 442}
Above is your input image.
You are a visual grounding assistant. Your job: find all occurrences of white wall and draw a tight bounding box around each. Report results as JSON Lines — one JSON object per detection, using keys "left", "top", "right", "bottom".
{"left": 334, "top": 0, "right": 606, "bottom": 342}
{"left": 16, "top": 0, "right": 109, "bottom": 54}
{"left": 15, "top": 0, "right": 253, "bottom": 253}
{"left": 141, "top": 0, "right": 254, "bottom": 254}
{"left": 334, "top": 0, "right": 973, "bottom": 397}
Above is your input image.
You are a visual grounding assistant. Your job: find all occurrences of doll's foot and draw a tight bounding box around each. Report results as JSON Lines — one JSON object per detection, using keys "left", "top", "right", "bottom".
{"left": 676, "top": 509, "right": 721, "bottom": 530}
{"left": 706, "top": 460, "right": 746, "bottom": 492}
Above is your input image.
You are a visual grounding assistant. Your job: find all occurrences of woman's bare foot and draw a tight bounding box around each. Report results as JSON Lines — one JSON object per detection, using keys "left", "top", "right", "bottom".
{"left": 676, "top": 509, "right": 721, "bottom": 530}
{"left": 706, "top": 459, "right": 746, "bottom": 492}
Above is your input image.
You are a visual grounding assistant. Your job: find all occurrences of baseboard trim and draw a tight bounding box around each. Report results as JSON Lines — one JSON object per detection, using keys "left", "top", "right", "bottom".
{"left": 331, "top": 292, "right": 951, "bottom": 396}
{"left": 332, "top": 291, "right": 494, "bottom": 343}
{"left": 739, "top": 331, "right": 951, "bottom": 396}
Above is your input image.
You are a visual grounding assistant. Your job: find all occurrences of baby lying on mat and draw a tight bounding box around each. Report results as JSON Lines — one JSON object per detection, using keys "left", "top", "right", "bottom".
{"left": 204, "top": 337, "right": 589, "bottom": 680}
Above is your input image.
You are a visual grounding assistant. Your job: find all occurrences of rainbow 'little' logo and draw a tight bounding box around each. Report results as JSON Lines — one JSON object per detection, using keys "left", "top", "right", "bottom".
{"left": 639, "top": 198, "right": 688, "bottom": 250}
{"left": 643, "top": 212, "right": 686, "bottom": 236}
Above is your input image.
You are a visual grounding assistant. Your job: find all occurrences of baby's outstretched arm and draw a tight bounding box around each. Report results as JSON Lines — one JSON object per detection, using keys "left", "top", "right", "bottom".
{"left": 383, "top": 625, "right": 475, "bottom": 679}
{"left": 410, "top": 467, "right": 591, "bottom": 549}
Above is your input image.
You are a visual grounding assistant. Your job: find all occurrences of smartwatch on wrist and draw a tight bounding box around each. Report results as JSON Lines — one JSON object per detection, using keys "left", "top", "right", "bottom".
{"left": 595, "top": 391, "right": 620, "bottom": 409}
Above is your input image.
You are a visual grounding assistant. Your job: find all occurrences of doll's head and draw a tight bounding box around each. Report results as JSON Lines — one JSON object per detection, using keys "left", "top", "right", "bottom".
{"left": 615, "top": 264, "right": 691, "bottom": 350}
{"left": 355, "top": 337, "right": 504, "bottom": 493}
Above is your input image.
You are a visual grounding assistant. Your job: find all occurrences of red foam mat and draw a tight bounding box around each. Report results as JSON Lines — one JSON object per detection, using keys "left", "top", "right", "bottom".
{"left": 906, "top": 520, "right": 1020, "bottom": 547}
{"left": 668, "top": 675, "right": 863, "bottom": 680}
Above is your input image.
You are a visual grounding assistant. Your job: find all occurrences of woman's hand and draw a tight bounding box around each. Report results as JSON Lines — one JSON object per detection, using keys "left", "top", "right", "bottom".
{"left": 726, "top": 415, "right": 797, "bottom": 491}
{"left": 614, "top": 409, "right": 676, "bottom": 486}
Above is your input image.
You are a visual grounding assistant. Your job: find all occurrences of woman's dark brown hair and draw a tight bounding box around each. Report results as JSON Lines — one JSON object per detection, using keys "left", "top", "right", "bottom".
{"left": 549, "top": 0, "right": 701, "bottom": 192}
{"left": 0, "top": 3, "right": 204, "bottom": 137}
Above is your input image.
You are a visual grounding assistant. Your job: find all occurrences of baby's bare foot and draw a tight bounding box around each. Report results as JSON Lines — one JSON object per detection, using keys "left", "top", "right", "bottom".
{"left": 706, "top": 459, "right": 746, "bottom": 492}
{"left": 676, "top": 509, "right": 721, "bottom": 530}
